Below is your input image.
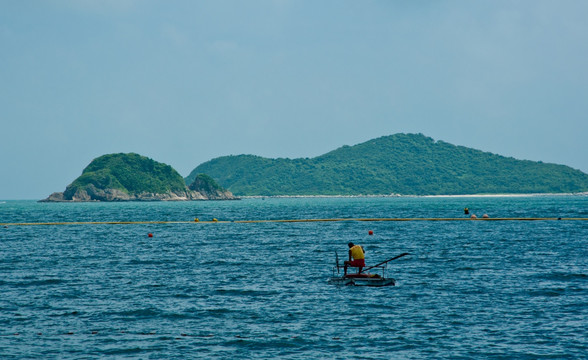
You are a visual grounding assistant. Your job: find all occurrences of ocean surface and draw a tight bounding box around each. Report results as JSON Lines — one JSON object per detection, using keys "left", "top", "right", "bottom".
{"left": 1, "top": 196, "right": 587, "bottom": 359}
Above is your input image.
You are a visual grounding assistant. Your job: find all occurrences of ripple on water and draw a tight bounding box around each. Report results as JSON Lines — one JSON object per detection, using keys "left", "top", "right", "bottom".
{"left": 0, "top": 197, "right": 587, "bottom": 358}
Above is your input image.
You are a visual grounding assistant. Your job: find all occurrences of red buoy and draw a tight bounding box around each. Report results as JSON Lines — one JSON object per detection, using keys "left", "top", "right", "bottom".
{"left": 368, "top": 230, "right": 374, "bottom": 235}
{"left": 148, "top": 233, "right": 153, "bottom": 238}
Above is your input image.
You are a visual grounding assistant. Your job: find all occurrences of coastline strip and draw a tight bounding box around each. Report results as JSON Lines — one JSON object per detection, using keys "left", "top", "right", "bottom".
{"left": 2, "top": 218, "right": 588, "bottom": 227}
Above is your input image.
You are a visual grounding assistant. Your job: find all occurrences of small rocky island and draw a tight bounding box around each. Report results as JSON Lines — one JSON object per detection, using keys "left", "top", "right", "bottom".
{"left": 41, "top": 153, "right": 237, "bottom": 202}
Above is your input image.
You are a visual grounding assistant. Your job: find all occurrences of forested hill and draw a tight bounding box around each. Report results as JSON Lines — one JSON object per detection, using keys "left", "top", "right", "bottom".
{"left": 42, "top": 153, "right": 236, "bottom": 201}
{"left": 185, "top": 133, "right": 588, "bottom": 196}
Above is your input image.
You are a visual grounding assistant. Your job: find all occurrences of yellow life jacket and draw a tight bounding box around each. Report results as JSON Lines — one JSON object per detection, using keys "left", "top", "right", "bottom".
{"left": 350, "top": 245, "right": 364, "bottom": 260}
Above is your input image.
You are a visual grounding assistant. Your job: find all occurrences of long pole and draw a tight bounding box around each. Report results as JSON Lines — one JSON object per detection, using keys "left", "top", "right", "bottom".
{"left": 361, "top": 253, "right": 410, "bottom": 273}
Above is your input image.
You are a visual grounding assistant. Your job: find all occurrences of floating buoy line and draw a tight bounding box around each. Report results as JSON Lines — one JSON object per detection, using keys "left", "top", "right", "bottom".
{"left": 2, "top": 217, "right": 588, "bottom": 227}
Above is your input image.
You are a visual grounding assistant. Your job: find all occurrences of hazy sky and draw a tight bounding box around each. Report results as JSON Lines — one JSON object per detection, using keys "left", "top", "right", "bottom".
{"left": 1, "top": 0, "right": 587, "bottom": 200}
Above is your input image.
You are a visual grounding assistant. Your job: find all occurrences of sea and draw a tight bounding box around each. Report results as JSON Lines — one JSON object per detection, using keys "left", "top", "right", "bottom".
{"left": 0, "top": 196, "right": 587, "bottom": 359}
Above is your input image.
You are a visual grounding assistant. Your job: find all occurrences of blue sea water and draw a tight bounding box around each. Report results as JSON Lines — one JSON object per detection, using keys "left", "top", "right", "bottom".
{"left": 0, "top": 196, "right": 587, "bottom": 359}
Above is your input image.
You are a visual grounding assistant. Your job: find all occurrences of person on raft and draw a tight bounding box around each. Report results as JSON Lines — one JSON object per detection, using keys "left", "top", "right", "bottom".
{"left": 344, "top": 242, "right": 365, "bottom": 275}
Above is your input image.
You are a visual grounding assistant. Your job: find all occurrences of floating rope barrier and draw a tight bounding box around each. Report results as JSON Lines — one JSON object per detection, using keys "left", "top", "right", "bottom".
{"left": 2, "top": 217, "right": 588, "bottom": 227}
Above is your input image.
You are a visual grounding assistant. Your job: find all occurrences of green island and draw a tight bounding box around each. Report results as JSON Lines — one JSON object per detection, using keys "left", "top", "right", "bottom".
{"left": 42, "top": 133, "right": 588, "bottom": 201}
{"left": 42, "top": 153, "right": 236, "bottom": 202}
{"left": 186, "top": 133, "right": 588, "bottom": 196}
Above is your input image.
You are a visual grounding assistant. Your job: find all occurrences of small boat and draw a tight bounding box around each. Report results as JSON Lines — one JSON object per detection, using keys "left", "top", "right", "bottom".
{"left": 328, "top": 273, "right": 396, "bottom": 287}
{"left": 328, "top": 252, "right": 409, "bottom": 287}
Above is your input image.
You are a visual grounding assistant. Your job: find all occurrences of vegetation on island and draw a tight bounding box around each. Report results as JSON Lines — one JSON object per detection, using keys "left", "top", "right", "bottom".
{"left": 63, "top": 153, "right": 186, "bottom": 198}
{"left": 188, "top": 174, "right": 224, "bottom": 193}
{"left": 43, "top": 153, "right": 235, "bottom": 201}
{"left": 185, "top": 133, "right": 588, "bottom": 196}
{"left": 187, "top": 173, "right": 234, "bottom": 199}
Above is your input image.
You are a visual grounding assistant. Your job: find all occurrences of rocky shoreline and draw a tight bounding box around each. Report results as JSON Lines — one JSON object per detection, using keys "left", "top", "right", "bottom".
{"left": 39, "top": 153, "right": 239, "bottom": 203}
{"left": 40, "top": 186, "right": 238, "bottom": 202}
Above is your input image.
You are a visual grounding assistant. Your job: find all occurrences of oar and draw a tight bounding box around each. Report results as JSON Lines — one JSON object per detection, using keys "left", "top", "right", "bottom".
{"left": 360, "top": 252, "right": 410, "bottom": 273}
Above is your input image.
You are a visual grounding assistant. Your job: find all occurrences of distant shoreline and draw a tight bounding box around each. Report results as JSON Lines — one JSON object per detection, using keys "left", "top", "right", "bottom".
{"left": 240, "top": 192, "right": 588, "bottom": 199}
{"left": 0, "top": 193, "right": 586, "bottom": 202}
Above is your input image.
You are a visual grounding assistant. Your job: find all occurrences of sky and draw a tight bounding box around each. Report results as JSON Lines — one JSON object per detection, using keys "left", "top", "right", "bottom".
{"left": 1, "top": 0, "right": 587, "bottom": 200}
